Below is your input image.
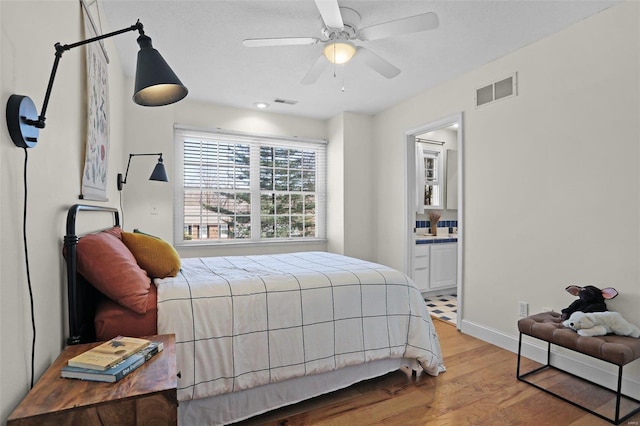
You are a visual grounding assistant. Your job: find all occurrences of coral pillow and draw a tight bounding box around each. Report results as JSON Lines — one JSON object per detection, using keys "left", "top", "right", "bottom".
{"left": 121, "top": 231, "right": 181, "bottom": 278}
{"left": 101, "top": 226, "right": 122, "bottom": 239}
{"left": 76, "top": 231, "right": 150, "bottom": 314}
{"left": 95, "top": 284, "right": 158, "bottom": 341}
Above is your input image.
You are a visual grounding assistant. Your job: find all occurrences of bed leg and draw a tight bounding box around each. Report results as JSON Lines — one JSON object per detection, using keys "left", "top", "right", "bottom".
{"left": 412, "top": 367, "right": 424, "bottom": 379}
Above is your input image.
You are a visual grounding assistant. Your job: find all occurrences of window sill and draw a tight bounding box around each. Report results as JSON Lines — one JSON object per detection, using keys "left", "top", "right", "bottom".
{"left": 174, "top": 238, "right": 327, "bottom": 249}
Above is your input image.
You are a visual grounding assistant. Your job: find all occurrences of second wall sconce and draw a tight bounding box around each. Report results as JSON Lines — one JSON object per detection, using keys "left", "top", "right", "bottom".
{"left": 117, "top": 153, "right": 168, "bottom": 191}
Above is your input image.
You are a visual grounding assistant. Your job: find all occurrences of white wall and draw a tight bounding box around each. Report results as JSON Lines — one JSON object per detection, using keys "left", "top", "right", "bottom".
{"left": 343, "top": 112, "right": 374, "bottom": 261}
{"left": 326, "top": 111, "right": 375, "bottom": 261}
{"left": 1, "top": 1, "right": 127, "bottom": 421}
{"left": 326, "top": 113, "right": 345, "bottom": 255}
{"left": 373, "top": 0, "right": 639, "bottom": 365}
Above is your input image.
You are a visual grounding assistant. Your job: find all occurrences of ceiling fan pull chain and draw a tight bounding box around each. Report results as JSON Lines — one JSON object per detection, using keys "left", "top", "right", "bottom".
{"left": 333, "top": 45, "right": 336, "bottom": 78}
{"left": 333, "top": 53, "right": 337, "bottom": 78}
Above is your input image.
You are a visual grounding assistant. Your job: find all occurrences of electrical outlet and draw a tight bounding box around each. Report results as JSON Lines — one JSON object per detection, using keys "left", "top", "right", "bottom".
{"left": 518, "top": 302, "right": 528, "bottom": 318}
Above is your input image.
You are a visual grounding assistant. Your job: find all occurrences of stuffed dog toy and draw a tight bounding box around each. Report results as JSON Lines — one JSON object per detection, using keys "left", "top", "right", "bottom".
{"left": 563, "top": 311, "right": 640, "bottom": 337}
{"left": 560, "top": 285, "right": 618, "bottom": 320}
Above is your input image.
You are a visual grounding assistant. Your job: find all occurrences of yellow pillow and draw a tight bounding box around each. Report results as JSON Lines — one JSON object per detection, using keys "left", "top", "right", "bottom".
{"left": 121, "top": 231, "right": 180, "bottom": 278}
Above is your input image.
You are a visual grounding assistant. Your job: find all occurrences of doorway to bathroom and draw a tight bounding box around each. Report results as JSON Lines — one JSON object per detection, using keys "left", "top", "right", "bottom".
{"left": 405, "top": 113, "right": 463, "bottom": 328}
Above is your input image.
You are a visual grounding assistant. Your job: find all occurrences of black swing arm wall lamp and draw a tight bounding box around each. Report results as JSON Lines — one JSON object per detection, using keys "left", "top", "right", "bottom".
{"left": 6, "top": 20, "right": 188, "bottom": 149}
{"left": 117, "top": 153, "right": 168, "bottom": 191}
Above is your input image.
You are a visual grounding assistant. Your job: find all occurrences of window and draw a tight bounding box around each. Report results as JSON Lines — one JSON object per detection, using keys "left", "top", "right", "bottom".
{"left": 175, "top": 127, "right": 326, "bottom": 245}
{"left": 416, "top": 143, "right": 443, "bottom": 211}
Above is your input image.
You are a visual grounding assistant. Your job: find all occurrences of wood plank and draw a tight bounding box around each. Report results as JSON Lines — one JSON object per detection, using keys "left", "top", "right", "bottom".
{"left": 234, "top": 321, "right": 640, "bottom": 425}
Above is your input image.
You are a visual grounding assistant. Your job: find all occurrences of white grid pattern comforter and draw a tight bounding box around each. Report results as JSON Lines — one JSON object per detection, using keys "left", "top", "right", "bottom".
{"left": 155, "top": 251, "right": 445, "bottom": 402}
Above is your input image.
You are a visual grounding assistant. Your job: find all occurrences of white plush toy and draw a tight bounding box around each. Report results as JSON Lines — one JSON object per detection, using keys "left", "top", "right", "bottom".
{"left": 563, "top": 311, "right": 640, "bottom": 338}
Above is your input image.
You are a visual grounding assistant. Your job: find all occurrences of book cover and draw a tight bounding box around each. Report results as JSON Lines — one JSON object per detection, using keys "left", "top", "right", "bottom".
{"left": 61, "top": 341, "right": 163, "bottom": 383}
{"left": 67, "top": 336, "right": 151, "bottom": 371}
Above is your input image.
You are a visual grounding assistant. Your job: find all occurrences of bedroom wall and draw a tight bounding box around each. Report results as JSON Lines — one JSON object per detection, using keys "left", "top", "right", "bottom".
{"left": 327, "top": 112, "right": 375, "bottom": 261}
{"left": 343, "top": 112, "right": 374, "bottom": 261}
{"left": 373, "top": 0, "right": 639, "bottom": 365}
{"left": 0, "top": 0, "right": 128, "bottom": 422}
{"left": 327, "top": 113, "right": 345, "bottom": 255}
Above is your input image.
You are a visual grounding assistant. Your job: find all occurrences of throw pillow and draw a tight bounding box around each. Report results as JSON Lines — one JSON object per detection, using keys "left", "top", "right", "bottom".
{"left": 121, "top": 231, "right": 181, "bottom": 278}
{"left": 76, "top": 231, "right": 150, "bottom": 314}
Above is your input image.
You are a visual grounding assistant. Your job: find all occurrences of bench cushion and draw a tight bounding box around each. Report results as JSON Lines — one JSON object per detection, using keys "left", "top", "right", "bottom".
{"left": 518, "top": 311, "right": 640, "bottom": 366}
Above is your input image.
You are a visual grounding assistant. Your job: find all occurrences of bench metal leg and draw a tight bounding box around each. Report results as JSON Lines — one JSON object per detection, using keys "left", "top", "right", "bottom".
{"left": 516, "top": 332, "right": 640, "bottom": 425}
{"left": 615, "top": 364, "right": 623, "bottom": 423}
{"left": 516, "top": 332, "right": 551, "bottom": 379}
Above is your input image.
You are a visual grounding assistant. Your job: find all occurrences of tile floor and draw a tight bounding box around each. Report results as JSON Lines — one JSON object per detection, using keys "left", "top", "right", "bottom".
{"left": 424, "top": 294, "right": 457, "bottom": 326}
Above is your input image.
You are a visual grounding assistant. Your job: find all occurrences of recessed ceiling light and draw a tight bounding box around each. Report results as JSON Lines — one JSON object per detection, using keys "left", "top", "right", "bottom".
{"left": 254, "top": 102, "right": 269, "bottom": 109}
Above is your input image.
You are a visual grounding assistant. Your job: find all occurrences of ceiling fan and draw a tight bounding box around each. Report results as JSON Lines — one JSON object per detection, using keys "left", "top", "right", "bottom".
{"left": 242, "top": 0, "right": 439, "bottom": 84}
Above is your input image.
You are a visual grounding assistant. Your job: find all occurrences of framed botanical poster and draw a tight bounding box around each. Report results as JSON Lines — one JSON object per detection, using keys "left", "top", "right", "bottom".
{"left": 80, "top": 0, "right": 110, "bottom": 201}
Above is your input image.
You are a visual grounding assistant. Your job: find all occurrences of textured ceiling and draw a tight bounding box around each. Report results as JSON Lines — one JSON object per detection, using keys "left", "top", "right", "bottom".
{"left": 100, "top": 0, "right": 618, "bottom": 120}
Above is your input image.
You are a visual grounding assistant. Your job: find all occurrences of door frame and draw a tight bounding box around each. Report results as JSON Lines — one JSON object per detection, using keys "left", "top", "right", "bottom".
{"left": 405, "top": 112, "right": 464, "bottom": 329}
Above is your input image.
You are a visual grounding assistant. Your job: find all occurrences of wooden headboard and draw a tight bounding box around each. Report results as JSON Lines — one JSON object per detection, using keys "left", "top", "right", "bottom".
{"left": 64, "top": 204, "right": 120, "bottom": 345}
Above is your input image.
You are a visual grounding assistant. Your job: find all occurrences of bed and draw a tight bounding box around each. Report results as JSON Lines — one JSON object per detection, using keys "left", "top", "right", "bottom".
{"left": 64, "top": 204, "right": 445, "bottom": 425}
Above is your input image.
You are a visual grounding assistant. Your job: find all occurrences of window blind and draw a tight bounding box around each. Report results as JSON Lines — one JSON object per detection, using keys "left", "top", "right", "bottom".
{"left": 174, "top": 127, "right": 326, "bottom": 245}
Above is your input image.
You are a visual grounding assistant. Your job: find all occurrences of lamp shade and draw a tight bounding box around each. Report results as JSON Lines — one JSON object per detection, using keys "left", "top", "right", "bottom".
{"left": 133, "top": 34, "right": 188, "bottom": 106}
{"left": 323, "top": 41, "right": 356, "bottom": 65}
{"left": 149, "top": 159, "right": 169, "bottom": 182}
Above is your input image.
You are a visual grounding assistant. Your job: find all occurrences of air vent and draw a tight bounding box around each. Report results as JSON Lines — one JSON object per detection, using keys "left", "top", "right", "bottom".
{"left": 273, "top": 98, "right": 298, "bottom": 105}
{"left": 475, "top": 73, "right": 517, "bottom": 107}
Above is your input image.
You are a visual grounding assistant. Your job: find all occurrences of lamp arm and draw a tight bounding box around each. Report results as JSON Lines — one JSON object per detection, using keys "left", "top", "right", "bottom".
{"left": 61, "top": 20, "right": 144, "bottom": 51}
{"left": 121, "top": 154, "right": 135, "bottom": 186}
{"left": 118, "top": 153, "right": 163, "bottom": 190}
{"left": 28, "top": 21, "right": 145, "bottom": 129}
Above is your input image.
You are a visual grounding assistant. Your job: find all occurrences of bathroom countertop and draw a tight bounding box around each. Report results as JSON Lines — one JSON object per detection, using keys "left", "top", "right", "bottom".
{"left": 415, "top": 235, "right": 458, "bottom": 244}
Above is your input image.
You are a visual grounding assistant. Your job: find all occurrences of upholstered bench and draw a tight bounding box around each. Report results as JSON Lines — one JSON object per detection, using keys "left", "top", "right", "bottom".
{"left": 517, "top": 311, "right": 640, "bottom": 424}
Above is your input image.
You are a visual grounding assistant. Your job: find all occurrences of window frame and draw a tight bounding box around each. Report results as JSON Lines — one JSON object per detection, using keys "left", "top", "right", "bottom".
{"left": 416, "top": 143, "right": 444, "bottom": 211}
{"left": 174, "top": 125, "right": 327, "bottom": 247}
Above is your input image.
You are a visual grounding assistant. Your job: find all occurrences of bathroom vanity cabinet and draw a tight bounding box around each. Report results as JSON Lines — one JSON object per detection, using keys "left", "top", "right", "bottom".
{"left": 413, "top": 242, "right": 457, "bottom": 293}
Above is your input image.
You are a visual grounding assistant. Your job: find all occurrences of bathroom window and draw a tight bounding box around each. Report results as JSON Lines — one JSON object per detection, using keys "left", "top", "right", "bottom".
{"left": 416, "top": 143, "right": 443, "bottom": 211}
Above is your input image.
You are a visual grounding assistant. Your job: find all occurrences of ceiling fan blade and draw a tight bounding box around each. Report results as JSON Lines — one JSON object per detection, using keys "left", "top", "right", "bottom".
{"left": 356, "top": 47, "right": 400, "bottom": 79}
{"left": 243, "top": 37, "right": 321, "bottom": 47}
{"left": 301, "top": 55, "right": 329, "bottom": 85}
{"left": 314, "top": 0, "right": 344, "bottom": 30}
{"left": 358, "top": 12, "right": 439, "bottom": 41}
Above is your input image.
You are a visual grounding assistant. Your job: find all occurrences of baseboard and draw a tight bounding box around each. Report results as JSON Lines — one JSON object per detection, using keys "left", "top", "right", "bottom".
{"left": 459, "top": 318, "right": 640, "bottom": 400}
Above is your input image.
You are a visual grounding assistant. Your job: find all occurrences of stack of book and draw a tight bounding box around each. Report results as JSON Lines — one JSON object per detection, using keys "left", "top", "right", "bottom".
{"left": 61, "top": 336, "right": 163, "bottom": 383}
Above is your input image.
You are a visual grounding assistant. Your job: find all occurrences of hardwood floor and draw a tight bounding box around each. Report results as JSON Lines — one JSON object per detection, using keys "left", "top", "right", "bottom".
{"left": 233, "top": 318, "right": 640, "bottom": 425}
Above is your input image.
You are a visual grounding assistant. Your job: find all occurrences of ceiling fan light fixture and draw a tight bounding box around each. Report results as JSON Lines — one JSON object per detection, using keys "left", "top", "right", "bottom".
{"left": 323, "top": 41, "right": 356, "bottom": 64}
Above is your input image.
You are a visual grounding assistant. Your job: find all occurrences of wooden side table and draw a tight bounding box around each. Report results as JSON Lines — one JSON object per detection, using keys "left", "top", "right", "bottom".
{"left": 7, "top": 334, "right": 177, "bottom": 426}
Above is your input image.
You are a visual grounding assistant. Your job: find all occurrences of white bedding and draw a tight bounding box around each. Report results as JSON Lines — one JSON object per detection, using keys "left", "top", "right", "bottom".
{"left": 155, "top": 251, "right": 445, "bottom": 403}
{"left": 179, "top": 357, "right": 406, "bottom": 425}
